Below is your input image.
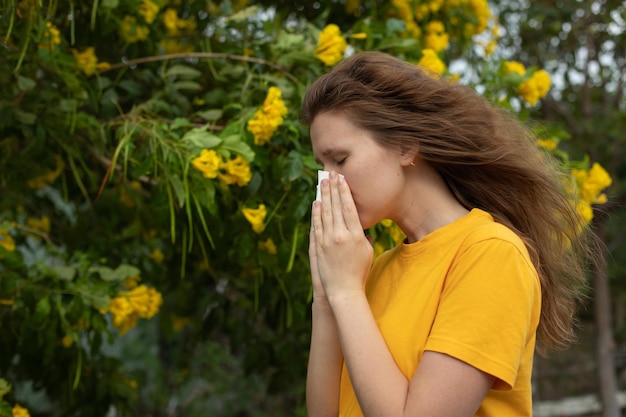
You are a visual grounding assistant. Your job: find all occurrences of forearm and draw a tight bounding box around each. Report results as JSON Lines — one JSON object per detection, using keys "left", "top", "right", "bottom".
{"left": 306, "top": 300, "right": 344, "bottom": 417}
{"left": 330, "top": 291, "right": 410, "bottom": 417}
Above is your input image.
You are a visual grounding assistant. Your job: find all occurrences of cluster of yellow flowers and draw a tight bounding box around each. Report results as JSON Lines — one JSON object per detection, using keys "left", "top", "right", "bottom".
{"left": 12, "top": 404, "right": 30, "bottom": 417}
{"left": 0, "top": 228, "right": 15, "bottom": 253}
{"left": 139, "top": 0, "right": 160, "bottom": 24}
{"left": 391, "top": 0, "right": 491, "bottom": 44}
{"left": 258, "top": 238, "right": 277, "bottom": 254}
{"left": 160, "top": 7, "right": 196, "bottom": 53}
{"left": 101, "top": 278, "right": 163, "bottom": 335}
{"left": 418, "top": 49, "right": 447, "bottom": 76}
{"left": 246, "top": 87, "right": 288, "bottom": 145}
{"left": 424, "top": 21, "right": 449, "bottom": 52}
{"left": 25, "top": 216, "right": 50, "bottom": 234}
{"left": 39, "top": 22, "right": 61, "bottom": 51}
{"left": 315, "top": 24, "right": 348, "bottom": 66}
{"left": 572, "top": 163, "right": 612, "bottom": 224}
{"left": 191, "top": 149, "right": 253, "bottom": 187}
{"left": 71, "top": 47, "right": 110, "bottom": 76}
{"left": 120, "top": 16, "right": 150, "bottom": 43}
{"left": 27, "top": 154, "right": 65, "bottom": 189}
{"left": 242, "top": 204, "right": 267, "bottom": 233}
{"left": 162, "top": 8, "right": 196, "bottom": 36}
{"left": 503, "top": 61, "right": 552, "bottom": 106}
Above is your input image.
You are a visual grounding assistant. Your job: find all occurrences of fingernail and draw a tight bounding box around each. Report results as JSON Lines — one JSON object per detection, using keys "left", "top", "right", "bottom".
{"left": 330, "top": 171, "right": 337, "bottom": 179}
{"left": 338, "top": 175, "right": 344, "bottom": 184}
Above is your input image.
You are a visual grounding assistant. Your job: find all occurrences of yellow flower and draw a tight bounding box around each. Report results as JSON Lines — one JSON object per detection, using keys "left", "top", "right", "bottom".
{"left": 424, "top": 26, "right": 450, "bottom": 52}
{"left": 0, "top": 299, "right": 14, "bottom": 305}
{"left": 72, "top": 47, "right": 98, "bottom": 76}
{"left": 518, "top": 70, "right": 551, "bottom": 106}
{"left": 346, "top": 0, "right": 361, "bottom": 15}
{"left": 27, "top": 154, "right": 65, "bottom": 189}
{"left": 139, "top": 0, "right": 160, "bottom": 24}
{"left": 61, "top": 335, "right": 74, "bottom": 348}
{"left": 418, "top": 49, "right": 446, "bottom": 76}
{"left": 315, "top": 24, "right": 347, "bottom": 66}
{"left": 192, "top": 149, "right": 222, "bottom": 179}
{"left": 104, "top": 284, "right": 163, "bottom": 335}
{"left": 172, "top": 316, "right": 191, "bottom": 332}
{"left": 242, "top": 204, "right": 267, "bottom": 233}
{"left": 503, "top": 61, "right": 526, "bottom": 76}
{"left": 533, "top": 69, "right": 552, "bottom": 97}
{"left": 160, "top": 39, "right": 193, "bottom": 54}
{"left": 25, "top": 216, "right": 51, "bottom": 234}
{"left": 258, "top": 238, "right": 277, "bottom": 254}
{"left": 120, "top": 15, "right": 150, "bottom": 43}
{"left": 350, "top": 32, "right": 367, "bottom": 39}
{"left": 39, "top": 22, "right": 61, "bottom": 51}
{"left": 373, "top": 241, "right": 385, "bottom": 259}
{"left": 573, "top": 163, "right": 612, "bottom": 205}
{"left": 537, "top": 138, "right": 558, "bottom": 151}
{"left": 12, "top": 404, "right": 30, "bottom": 417}
{"left": 246, "top": 87, "right": 288, "bottom": 145}
{"left": 218, "top": 155, "right": 252, "bottom": 187}
{"left": 149, "top": 249, "right": 165, "bottom": 264}
{"left": 162, "top": 8, "right": 192, "bottom": 36}
{"left": 0, "top": 229, "right": 15, "bottom": 252}
{"left": 469, "top": 0, "right": 491, "bottom": 33}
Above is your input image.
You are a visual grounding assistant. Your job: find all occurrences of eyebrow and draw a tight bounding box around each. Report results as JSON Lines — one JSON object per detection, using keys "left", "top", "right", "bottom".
{"left": 314, "top": 148, "right": 339, "bottom": 166}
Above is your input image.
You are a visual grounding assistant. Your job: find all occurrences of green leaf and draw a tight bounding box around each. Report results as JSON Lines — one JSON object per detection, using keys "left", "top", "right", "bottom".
{"left": 35, "top": 296, "right": 51, "bottom": 317}
{"left": 226, "top": 5, "right": 260, "bottom": 22}
{"left": 285, "top": 151, "right": 304, "bottom": 181}
{"left": 182, "top": 127, "right": 222, "bottom": 149}
{"left": 166, "top": 64, "right": 202, "bottom": 79}
{"left": 171, "top": 117, "right": 190, "bottom": 130}
{"left": 14, "top": 109, "right": 36, "bottom": 125}
{"left": 90, "top": 264, "right": 140, "bottom": 281}
{"left": 221, "top": 135, "right": 255, "bottom": 162}
{"left": 101, "top": 0, "right": 119, "bottom": 8}
{"left": 0, "top": 378, "right": 11, "bottom": 399}
{"left": 17, "top": 75, "right": 36, "bottom": 91}
{"left": 169, "top": 174, "right": 186, "bottom": 208}
{"left": 173, "top": 81, "right": 203, "bottom": 91}
{"left": 0, "top": 401, "right": 12, "bottom": 417}
{"left": 51, "top": 266, "right": 76, "bottom": 281}
{"left": 197, "top": 109, "right": 223, "bottom": 121}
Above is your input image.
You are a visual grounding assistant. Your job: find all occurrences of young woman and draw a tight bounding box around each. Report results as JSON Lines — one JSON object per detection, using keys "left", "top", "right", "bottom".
{"left": 302, "top": 51, "right": 601, "bottom": 417}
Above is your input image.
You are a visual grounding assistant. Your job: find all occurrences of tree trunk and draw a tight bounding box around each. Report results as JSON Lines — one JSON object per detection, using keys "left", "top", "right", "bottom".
{"left": 594, "top": 214, "right": 620, "bottom": 417}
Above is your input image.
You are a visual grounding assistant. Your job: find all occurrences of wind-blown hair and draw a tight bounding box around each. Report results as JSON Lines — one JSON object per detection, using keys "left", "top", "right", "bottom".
{"left": 301, "top": 51, "right": 602, "bottom": 352}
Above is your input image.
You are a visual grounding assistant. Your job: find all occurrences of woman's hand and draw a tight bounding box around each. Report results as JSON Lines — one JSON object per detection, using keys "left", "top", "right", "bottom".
{"left": 311, "top": 171, "right": 373, "bottom": 301}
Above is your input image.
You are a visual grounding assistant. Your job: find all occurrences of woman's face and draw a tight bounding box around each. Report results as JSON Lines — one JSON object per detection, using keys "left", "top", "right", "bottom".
{"left": 310, "top": 112, "right": 409, "bottom": 229}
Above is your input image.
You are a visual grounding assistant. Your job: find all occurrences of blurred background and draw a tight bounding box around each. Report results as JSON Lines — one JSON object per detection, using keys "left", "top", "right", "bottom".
{"left": 0, "top": 0, "right": 624, "bottom": 416}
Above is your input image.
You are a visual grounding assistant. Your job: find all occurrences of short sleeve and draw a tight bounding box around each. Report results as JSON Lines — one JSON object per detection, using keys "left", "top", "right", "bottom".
{"left": 424, "top": 238, "right": 541, "bottom": 390}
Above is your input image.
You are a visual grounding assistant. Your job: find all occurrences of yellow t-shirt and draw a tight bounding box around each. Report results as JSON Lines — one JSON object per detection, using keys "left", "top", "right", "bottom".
{"left": 339, "top": 208, "right": 541, "bottom": 417}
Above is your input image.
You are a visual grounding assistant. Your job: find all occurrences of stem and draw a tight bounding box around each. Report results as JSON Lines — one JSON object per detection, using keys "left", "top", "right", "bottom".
{"left": 100, "top": 52, "right": 301, "bottom": 85}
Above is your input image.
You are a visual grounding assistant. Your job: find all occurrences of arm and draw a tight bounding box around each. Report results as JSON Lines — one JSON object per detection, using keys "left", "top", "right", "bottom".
{"left": 306, "top": 300, "right": 343, "bottom": 417}
{"left": 306, "top": 225, "right": 343, "bottom": 417}
{"left": 312, "top": 172, "right": 495, "bottom": 417}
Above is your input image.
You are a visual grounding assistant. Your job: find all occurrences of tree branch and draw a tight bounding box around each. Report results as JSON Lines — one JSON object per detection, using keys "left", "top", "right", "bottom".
{"left": 99, "top": 52, "right": 301, "bottom": 85}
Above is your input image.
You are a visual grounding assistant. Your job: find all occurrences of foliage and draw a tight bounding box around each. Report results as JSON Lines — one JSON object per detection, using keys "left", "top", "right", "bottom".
{"left": 0, "top": 0, "right": 612, "bottom": 415}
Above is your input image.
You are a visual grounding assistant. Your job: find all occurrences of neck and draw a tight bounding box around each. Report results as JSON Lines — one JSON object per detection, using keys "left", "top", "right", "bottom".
{"left": 394, "top": 164, "right": 469, "bottom": 244}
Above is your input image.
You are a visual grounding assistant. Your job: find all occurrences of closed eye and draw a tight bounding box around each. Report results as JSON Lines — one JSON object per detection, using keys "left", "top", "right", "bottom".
{"left": 336, "top": 157, "right": 347, "bottom": 166}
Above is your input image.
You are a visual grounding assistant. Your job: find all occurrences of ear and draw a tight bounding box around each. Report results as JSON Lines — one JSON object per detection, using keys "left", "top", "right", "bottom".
{"left": 399, "top": 148, "right": 419, "bottom": 167}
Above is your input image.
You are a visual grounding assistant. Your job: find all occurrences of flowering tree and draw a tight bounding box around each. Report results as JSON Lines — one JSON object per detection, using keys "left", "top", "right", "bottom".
{"left": 0, "top": 0, "right": 611, "bottom": 415}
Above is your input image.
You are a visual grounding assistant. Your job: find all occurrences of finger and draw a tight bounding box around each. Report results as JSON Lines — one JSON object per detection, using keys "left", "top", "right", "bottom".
{"left": 319, "top": 177, "right": 333, "bottom": 232}
{"left": 329, "top": 172, "right": 345, "bottom": 228}
{"left": 311, "top": 200, "right": 325, "bottom": 246}
{"left": 338, "top": 174, "right": 362, "bottom": 231}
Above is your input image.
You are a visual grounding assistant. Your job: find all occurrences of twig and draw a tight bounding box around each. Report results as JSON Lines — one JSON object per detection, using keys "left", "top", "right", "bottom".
{"left": 99, "top": 52, "right": 300, "bottom": 85}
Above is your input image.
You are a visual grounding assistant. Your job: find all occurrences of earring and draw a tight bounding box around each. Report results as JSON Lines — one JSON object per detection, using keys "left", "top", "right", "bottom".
{"left": 410, "top": 161, "right": 416, "bottom": 167}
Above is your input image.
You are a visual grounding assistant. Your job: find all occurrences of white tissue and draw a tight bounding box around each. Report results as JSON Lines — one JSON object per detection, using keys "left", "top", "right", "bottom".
{"left": 316, "top": 170, "right": 344, "bottom": 201}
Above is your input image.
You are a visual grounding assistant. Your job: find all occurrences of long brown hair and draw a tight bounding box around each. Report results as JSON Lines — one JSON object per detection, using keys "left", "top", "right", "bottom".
{"left": 301, "top": 51, "right": 602, "bottom": 352}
